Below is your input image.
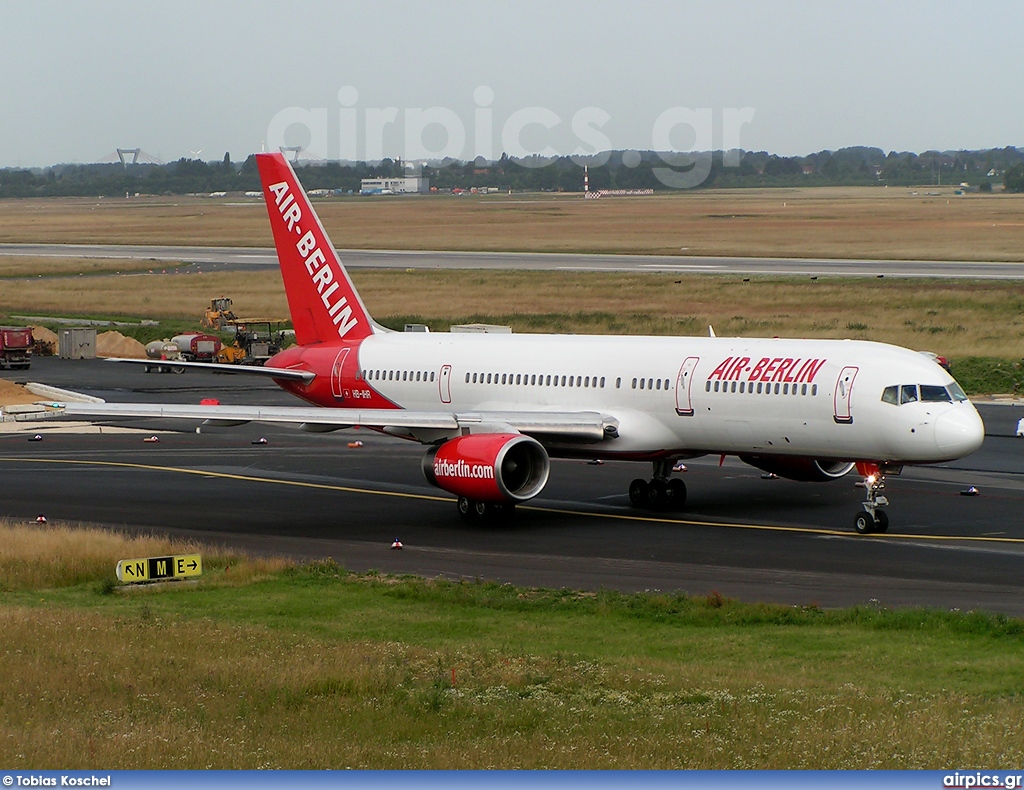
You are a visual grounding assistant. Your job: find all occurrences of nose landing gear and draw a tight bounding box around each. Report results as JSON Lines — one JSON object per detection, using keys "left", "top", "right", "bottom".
{"left": 854, "top": 467, "right": 889, "bottom": 534}
{"left": 628, "top": 460, "right": 687, "bottom": 510}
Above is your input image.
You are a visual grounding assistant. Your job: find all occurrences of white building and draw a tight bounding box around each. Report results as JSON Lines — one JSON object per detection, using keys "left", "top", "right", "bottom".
{"left": 360, "top": 176, "right": 429, "bottom": 194}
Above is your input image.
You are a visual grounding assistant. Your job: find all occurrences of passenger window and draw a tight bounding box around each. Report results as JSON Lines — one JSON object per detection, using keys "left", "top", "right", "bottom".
{"left": 900, "top": 385, "right": 918, "bottom": 404}
{"left": 811, "top": 384, "right": 817, "bottom": 396}
{"left": 430, "top": 372, "right": 435, "bottom": 382}
{"left": 756, "top": 382, "right": 762, "bottom": 394}
{"left": 640, "top": 379, "right": 645, "bottom": 390}
{"left": 881, "top": 385, "right": 898, "bottom": 405}
{"left": 615, "top": 377, "right": 621, "bottom": 388}
{"left": 920, "top": 384, "right": 952, "bottom": 403}
{"left": 632, "top": 378, "right": 637, "bottom": 389}
{"left": 706, "top": 381, "right": 711, "bottom": 392}
{"left": 714, "top": 381, "right": 720, "bottom": 392}
{"left": 783, "top": 383, "right": 789, "bottom": 395}
{"left": 730, "top": 381, "right": 736, "bottom": 393}
{"left": 774, "top": 383, "right": 780, "bottom": 395}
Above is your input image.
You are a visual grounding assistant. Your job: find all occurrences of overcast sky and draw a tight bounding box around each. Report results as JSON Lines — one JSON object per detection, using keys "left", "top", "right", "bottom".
{"left": 2, "top": 0, "right": 1021, "bottom": 167}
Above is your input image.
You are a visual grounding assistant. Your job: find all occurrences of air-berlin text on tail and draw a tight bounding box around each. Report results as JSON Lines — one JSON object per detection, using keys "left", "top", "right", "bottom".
{"left": 266, "top": 179, "right": 359, "bottom": 339}
{"left": 708, "top": 356, "right": 827, "bottom": 384}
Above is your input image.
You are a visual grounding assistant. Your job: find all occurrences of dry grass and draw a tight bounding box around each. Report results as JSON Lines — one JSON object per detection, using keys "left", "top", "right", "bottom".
{"left": 1, "top": 520, "right": 1023, "bottom": 768}
{"left": 1, "top": 604, "right": 1022, "bottom": 768}
{"left": 1, "top": 187, "right": 1024, "bottom": 261}
{"left": 0, "top": 256, "right": 158, "bottom": 278}
{"left": 0, "top": 520, "right": 288, "bottom": 591}
{"left": 3, "top": 266, "right": 1024, "bottom": 358}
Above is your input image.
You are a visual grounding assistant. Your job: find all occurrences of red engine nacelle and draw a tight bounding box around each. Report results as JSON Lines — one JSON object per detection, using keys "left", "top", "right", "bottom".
{"left": 739, "top": 455, "right": 856, "bottom": 482}
{"left": 422, "top": 433, "right": 550, "bottom": 503}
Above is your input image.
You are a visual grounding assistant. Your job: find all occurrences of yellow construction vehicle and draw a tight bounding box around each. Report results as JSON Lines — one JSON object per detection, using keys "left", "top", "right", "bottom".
{"left": 201, "top": 297, "right": 237, "bottom": 329}
{"left": 216, "top": 320, "right": 291, "bottom": 365}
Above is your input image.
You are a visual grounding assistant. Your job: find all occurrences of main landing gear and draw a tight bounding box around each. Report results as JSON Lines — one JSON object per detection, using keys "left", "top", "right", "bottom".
{"left": 853, "top": 470, "right": 889, "bottom": 534}
{"left": 628, "top": 460, "right": 687, "bottom": 510}
{"left": 456, "top": 496, "right": 515, "bottom": 523}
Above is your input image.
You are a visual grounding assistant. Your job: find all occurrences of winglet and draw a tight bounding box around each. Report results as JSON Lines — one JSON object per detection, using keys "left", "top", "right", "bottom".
{"left": 255, "top": 152, "right": 374, "bottom": 345}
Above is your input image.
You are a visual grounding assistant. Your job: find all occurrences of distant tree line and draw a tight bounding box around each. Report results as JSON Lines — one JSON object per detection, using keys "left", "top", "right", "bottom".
{"left": 2, "top": 146, "right": 1023, "bottom": 198}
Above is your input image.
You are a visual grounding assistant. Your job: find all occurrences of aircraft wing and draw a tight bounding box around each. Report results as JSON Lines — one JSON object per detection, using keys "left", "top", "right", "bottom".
{"left": 103, "top": 358, "right": 315, "bottom": 383}
{"left": 62, "top": 403, "right": 618, "bottom": 443}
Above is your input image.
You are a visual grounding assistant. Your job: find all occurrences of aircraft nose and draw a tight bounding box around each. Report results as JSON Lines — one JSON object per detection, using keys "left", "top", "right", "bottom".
{"left": 934, "top": 405, "right": 985, "bottom": 457}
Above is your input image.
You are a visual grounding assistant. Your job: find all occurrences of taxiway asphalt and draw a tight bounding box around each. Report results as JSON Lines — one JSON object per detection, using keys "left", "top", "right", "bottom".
{"left": 2, "top": 358, "right": 1023, "bottom": 616}
{"left": 4, "top": 242, "right": 1024, "bottom": 279}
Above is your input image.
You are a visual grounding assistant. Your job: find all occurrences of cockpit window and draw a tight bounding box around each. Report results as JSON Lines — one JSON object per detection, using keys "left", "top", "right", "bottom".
{"left": 881, "top": 385, "right": 899, "bottom": 405}
{"left": 948, "top": 382, "right": 968, "bottom": 402}
{"left": 920, "top": 384, "right": 952, "bottom": 403}
{"left": 900, "top": 385, "right": 919, "bottom": 404}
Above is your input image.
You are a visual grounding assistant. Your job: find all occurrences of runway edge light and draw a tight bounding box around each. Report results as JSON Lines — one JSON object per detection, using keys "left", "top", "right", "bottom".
{"left": 116, "top": 554, "right": 203, "bottom": 584}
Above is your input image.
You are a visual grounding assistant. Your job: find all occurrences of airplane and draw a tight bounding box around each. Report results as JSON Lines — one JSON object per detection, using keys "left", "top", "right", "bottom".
{"left": 65, "top": 152, "right": 986, "bottom": 534}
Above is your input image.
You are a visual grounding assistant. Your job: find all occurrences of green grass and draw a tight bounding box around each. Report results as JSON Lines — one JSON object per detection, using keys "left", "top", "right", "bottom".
{"left": 3, "top": 534, "right": 1024, "bottom": 769}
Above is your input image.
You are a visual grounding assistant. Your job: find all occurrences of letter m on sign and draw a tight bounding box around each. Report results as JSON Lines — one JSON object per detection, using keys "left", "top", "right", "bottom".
{"left": 148, "top": 557, "right": 173, "bottom": 579}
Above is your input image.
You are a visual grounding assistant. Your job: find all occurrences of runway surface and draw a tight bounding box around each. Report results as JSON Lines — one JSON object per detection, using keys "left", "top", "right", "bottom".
{"left": 2, "top": 358, "right": 1023, "bottom": 615}
{"left": 4, "top": 242, "right": 1024, "bottom": 278}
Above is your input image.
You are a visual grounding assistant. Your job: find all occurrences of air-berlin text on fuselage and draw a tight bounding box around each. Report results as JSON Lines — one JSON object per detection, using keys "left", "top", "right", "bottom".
{"left": 708, "top": 356, "right": 827, "bottom": 384}
{"left": 266, "top": 180, "right": 359, "bottom": 339}
{"left": 433, "top": 458, "right": 496, "bottom": 480}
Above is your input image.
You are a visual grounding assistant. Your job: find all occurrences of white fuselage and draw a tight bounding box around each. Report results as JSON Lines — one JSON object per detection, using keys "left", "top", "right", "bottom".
{"left": 349, "top": 332, "right": 984, "bottom": 464}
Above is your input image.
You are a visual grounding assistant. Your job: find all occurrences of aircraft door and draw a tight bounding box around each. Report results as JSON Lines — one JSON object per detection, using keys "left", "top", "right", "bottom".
{"left": 331, "top": 347, "right": 351, "bottom": 400}
{"left": 439, "top": 364, "right": 452, "bottom": 404}
{"left": 675, "top": 356, "right": 699, "bottom": 416}
{"left": 833, "top": 365, "right": 858, "bottom": 424}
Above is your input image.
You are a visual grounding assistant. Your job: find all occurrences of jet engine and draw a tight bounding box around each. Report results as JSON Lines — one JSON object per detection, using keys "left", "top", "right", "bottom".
{"left": 738, "top": 455, "right": 856, "bottom": 482}
{"left": 422, "top": 433, "right": 550, "bottom": 503}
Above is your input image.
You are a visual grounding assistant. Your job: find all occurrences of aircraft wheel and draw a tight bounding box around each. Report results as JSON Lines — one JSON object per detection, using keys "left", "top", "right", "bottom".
{"left": 853, "top": 512, "right": 874, "bottom": 534}
{"left": 457, "top": 496, "right": 474, "bottom": 521}
{"left": 628, "top": 479, "right": 649, "bottom": 507}
{"left": 667, "top": 478, "right": 687, "bottom": 509}
{"left": 171, "top": 366, "right": 185, "bottom": 374}
{"left": 874, "top": 510, "right": 889, "bottom": 533}
{"left": 648, "top": 480, "right": 668, "bottom": 508}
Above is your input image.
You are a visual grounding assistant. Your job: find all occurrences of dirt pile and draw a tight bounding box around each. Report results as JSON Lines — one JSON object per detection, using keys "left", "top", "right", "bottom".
{"left": 31, "top": 326, "right": 58, "bottom": 345}
{"left": 96, "top": 331, "right": 147, "bottom": 359}
{"left": 0, "top": 379, "right": 40, "bottom": 407}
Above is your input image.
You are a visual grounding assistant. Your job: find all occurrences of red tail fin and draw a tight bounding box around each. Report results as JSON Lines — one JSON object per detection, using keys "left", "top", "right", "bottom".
{"left": 256, "top": 152, "right": 374, "bottom": 345}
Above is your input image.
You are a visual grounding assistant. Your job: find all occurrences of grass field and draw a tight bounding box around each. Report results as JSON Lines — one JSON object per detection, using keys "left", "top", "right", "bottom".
{"left": 5, "top": 263, "right": 1024, "bottom": 362}
{"left": 1, "top": 187, "right": 1023, "bottom": 261}
{"left": 2, "top": 521, "right": 1023, "bottom": 769}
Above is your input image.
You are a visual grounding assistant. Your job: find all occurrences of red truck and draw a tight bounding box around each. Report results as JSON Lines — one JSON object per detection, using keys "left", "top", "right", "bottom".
{"left": 0, "top": 327, "right": 33, "bottom": 370}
